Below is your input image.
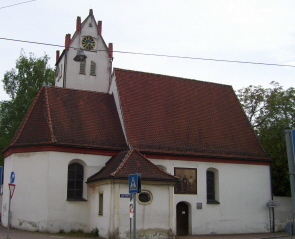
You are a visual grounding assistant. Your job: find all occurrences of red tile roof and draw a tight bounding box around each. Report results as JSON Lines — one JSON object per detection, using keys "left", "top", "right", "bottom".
{"left": 114, "top": 68, "right": 269, "bottom": 161}
{"left": 7, "top": 87, "right": 127, "bottom": 150}
{"left": 5, "top": 68, "right": 269, "bottom": 163}
{"left": 87, "top": 149, "right": 179, "bottom": 182}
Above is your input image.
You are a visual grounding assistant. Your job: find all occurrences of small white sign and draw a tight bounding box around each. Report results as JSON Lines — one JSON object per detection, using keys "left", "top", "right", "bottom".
{"left": 129, "top": 201, "right": 134, "bottom": 218}
{"left": 266, "top": 200, "right": 280, "bottom": 208}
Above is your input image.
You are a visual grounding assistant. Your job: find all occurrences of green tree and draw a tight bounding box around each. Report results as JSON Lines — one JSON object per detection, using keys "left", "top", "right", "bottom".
{"left": 237, "top": 82, "right": 295, "bottom": 196}
{"left": 0, "top": 51, "right": 55, "bottom": 165}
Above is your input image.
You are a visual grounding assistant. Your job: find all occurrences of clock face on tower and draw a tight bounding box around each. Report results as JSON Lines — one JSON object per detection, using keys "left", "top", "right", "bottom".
{"left": 82, "top": 36, "right": 95, "bottom": 50}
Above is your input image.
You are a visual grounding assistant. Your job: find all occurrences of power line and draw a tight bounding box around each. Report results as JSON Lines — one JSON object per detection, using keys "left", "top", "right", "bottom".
{"left": 0, "top": 0, "right": 36, "bottom": 10}
{"left": 114, "top": 50, "right": 295, "bottom": 68}
{"left": 0, "top": 37, "right": 62, "bottom": 48}
{"left": 1, "top": 37, "right": 295, "bottom": 68}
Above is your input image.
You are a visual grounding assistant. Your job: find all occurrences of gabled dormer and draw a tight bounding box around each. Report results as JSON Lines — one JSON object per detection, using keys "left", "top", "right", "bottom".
{"left": 55, "top": 9, "right": 113, "bottom": 93}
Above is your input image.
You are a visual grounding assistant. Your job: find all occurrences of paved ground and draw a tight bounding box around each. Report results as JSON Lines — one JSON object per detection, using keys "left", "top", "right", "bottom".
{"left": 176, "top": 232, "right": 291, "bottom": 239}
{"left": 0, "top": 225, "right": 292, "bottom": 239}
{"left": 0, "top": 225, "right": 102, "bottom": 239}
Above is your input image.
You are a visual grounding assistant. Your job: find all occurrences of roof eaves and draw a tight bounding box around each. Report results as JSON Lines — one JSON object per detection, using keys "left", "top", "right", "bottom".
{"left": 140, "top": 149, "right": 270, "bottom": 162}
{"left": 87, "top": 176, "right": 179, "bottom": 184}
{"left": 55, "top": 49, "right": 66, "bottom": 66}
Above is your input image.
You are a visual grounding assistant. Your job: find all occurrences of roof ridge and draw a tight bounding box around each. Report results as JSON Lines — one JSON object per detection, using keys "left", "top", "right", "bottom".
{"left": 113, "top": 78, "right": 131, "bottom": 148}
{"left": 135, "top": 149, "right": 178, "bottom": 179}
{"left": 114, "top": 68, "right": 232, "bottom": 87}
{"left": 43, "top": 87, "right": 56, "bottom": 143}
{"left": 111, "top": 149, "right": 134, "bottom": 177}
{"left": 10, "top": 87, "right": 45, "bottom": 145}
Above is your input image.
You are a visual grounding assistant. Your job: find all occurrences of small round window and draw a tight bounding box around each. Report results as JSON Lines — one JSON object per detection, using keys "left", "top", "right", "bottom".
{"left": 137, "top": 191, "right": 153, "bottom": 205}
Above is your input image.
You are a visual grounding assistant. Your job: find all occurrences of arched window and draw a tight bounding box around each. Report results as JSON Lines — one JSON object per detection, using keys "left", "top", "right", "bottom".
{"left": 206, "top": 168, "right": 220, "bottom": 204}
{"left": 67, "top": 163, "right": 84, "bottom": 200}
{"left": 90, "top": 61, "right": 96, "bottom": 76}
{"left": 79, "top": 60, "right": 86, "bottom": 74}
{"left": 156, "top": 165, "right": 167, "bottom": 172}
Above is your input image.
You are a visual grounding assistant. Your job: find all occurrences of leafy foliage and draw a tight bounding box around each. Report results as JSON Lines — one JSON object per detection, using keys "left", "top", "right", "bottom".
{"left": 0, "top": 51, "right": 55, "bottom": 165}
{"left": 237, "top": 82, "right": 295, "bottom": 196}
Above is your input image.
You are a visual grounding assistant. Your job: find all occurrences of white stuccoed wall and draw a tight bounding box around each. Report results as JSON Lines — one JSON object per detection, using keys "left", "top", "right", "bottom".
{"left": 2, "top": 151, "right": 110, "bottom": 233}
{"left": 2, "top": 150, "right": 273, "bottom": 236}
{"left": 87, "top": 156, "right": 272, "bottom": 238}
{"left": 273, "top": 196, "right": 292, "bottom": 232}
{"left": 150, "top": 158, "right": 272, "bottom": 235}
{"left": 88, "top": 181, "right": 174, "bottom": 239}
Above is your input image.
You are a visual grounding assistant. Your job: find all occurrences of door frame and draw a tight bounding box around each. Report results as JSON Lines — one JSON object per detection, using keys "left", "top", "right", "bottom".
{"left": 176, "top": 201, "right": 191, "bottom": 236}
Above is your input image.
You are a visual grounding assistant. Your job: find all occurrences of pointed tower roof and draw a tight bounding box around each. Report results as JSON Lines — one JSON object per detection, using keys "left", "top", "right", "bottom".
{"left": 87, "top": 149, "right": 179, "bottom": 183}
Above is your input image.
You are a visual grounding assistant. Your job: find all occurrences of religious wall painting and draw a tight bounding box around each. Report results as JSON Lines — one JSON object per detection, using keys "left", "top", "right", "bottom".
{"left": 174, "top": 168, "right": 197, "bottom": 194}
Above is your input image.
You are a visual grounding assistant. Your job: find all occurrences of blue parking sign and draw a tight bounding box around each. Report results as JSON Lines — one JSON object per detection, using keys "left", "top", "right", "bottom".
{"left": 10, "top": 172, "right": 15, "bottom": 184}
{"left": 128, "top": 174, "right": 141, "bottom": 193}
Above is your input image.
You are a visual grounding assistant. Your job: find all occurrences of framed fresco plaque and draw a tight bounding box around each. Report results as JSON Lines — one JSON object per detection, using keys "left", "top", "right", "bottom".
{"left": 174, "top": 168, "right": 197, "bottom": 194}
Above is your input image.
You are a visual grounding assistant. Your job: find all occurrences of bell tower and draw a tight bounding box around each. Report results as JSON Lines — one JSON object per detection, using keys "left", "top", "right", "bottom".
{"left": 55, "top": 9, "right": 113, "bottom": 93}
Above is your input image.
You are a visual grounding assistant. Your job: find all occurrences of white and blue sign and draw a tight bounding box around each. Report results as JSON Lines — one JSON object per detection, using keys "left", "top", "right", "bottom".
{"left": 120, "top": 194, "right": 130, "bottom": 198}
{"left": 128, "top": 174, "right": 141, "bottom": 193}
{"left": 10, "top": 172, "right": 15, "bottom": 184}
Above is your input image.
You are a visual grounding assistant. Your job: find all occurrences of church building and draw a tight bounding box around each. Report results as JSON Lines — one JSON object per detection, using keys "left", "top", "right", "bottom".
{"left": 1, "top": 9, "right": 272, "bottom": 239}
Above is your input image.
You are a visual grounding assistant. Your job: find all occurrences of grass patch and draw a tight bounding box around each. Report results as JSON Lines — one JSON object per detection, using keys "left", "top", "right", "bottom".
{"left": 56, "top": 228, "right": 99, "bottom": 237}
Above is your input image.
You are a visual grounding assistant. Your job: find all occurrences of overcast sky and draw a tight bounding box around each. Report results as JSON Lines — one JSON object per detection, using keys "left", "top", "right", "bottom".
{"left": 0, "top": 0, "right": 294, "bottom": 101}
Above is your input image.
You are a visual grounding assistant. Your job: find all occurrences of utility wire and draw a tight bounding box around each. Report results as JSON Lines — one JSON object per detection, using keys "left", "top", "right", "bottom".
{"left": 0, "top": 37, "right": 62, "bottom": 48}
{"left": 0, "top": 0, "right": 36, "bottom": 10}
{"left": 114, "top": 50, "right": 295, "bottom": 68}
{"left": 1, "top": 37, "right": 295, "bottom": 68}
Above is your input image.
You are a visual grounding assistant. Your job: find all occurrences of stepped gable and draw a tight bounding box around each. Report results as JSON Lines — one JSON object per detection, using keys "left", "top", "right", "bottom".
{"left": 71, "top": 9, "right": 108, "bottom": 49}
{"left": 87, "top": 149, "right": 179, "bottom": 182}
{"left": 114, "top": 68, "right": 269, "bottom": 161}
{"left": 6, "top": 86, "right": 127, "bottom": 151}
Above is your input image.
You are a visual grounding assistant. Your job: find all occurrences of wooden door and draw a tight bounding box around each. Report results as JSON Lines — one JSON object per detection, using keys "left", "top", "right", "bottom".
{"left": 176, "top": 202, "right": 189, "bottom": 236}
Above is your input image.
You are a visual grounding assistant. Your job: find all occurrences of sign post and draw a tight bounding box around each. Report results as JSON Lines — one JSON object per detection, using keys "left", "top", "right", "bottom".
{"left": 128, "top": 174, "right": 141, "bottom": 239}
{"left": 0, "top": 166, "right": 3, "bottom": 195}
{"left": 6, "top": 172, "right": 16, "bottom": 239}
{"left": 285, "top": 128, "right": 295, "bottom": 235}
{"left": 6, "top": 183, "right": 15, "bottom": 239}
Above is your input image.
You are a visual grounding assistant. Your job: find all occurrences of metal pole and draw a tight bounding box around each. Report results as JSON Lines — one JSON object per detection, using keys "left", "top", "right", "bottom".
{"left": 269, "top": 207, "right": 271, "bottom": 232}
{"left": 284, "top": 127, "right": 295, "bottom": 235}
{"left": 6, "top": 195, "right": 11, "bottom": 239}
{"left": 133, "top": 193, "right": 136, "bottom": 239}
{"left": 130, "top": 194, "right": 133, "bottom": 239}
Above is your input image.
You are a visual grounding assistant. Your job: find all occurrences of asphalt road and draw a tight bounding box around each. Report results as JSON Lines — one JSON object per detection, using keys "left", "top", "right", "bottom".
{"left": 0, "top": 225, "right": 292, "bottom": 239}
